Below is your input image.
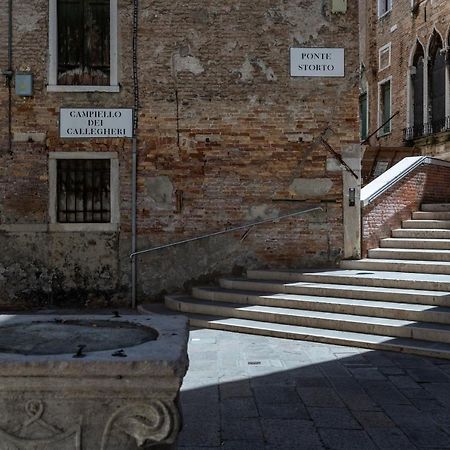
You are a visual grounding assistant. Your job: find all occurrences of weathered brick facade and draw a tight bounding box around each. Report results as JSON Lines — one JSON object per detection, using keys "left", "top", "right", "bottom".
{"left": 360, "top": 0, "right": 450, "bottom": 160}
{"left": 362, "top": 160, "right": 450, "bottom": 256}
{"left": 0, "top": 1, "right": 359, "bottom": 307}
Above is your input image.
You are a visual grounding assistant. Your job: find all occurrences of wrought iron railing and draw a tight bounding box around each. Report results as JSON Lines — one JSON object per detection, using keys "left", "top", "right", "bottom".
{"left": 130, "top": 206, "right": 323, "bottom": 259}
{"left": 404, "top": 116, "right": 450, "bottom": 141}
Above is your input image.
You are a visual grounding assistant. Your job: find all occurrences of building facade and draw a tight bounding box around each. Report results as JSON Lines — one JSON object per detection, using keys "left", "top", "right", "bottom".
{"left": 360, "top": 0, "right": 450, "bottom": 164}
{"left": 0, "top": 1, "right": 359, "bottom": 308}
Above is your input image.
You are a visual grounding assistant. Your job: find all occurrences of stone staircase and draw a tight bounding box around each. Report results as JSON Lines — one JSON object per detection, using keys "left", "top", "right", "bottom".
{"left": 163, "top": 203, "right": 450, "bottom": 359}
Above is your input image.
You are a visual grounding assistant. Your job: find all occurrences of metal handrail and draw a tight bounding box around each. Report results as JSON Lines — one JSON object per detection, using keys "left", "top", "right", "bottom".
{"left": 129, "top": 206, "right": 323, "bottom": 259}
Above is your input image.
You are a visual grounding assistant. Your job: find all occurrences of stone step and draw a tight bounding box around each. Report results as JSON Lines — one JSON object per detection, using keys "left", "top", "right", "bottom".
{"left": 413, "top": 211, "right": 450, "bottom": 220}
{"left": 422, "top": 204, "right": 450, "bottom": 212}
{"left": 340, "top": 258, "right": 450, "bottom": 275}
{"left": 166, "top": 296, "right": 450, "bottom": 344}
{"left": 181, "top": 313, "right": 450, "bottom": 360}
{"left": 392, "top": 228, "right": 450, "bottom": 239}
{"left": 193, "top": 286, "right": 450, "bottom": 323}
{"left": 248, "top": 269, "right": 450, "bottom": 292}
{"left": 217, "top": 278, "right": 450, "bottom": 306}
{"left": 402, "top": 220, "right": 450, "bottom": 229}
{"left": 368, "top": 248, "right": 450, "bottom": 262}
{"left": 380, "top": 238, "right": 450, "bottom": 250}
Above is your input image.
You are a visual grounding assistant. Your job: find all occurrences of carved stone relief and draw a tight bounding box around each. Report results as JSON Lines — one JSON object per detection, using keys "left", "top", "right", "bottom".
{"left": 0, "top": 400, "right": 81, "bottom": 450}
{"left": 101, "top": 400, "right": 179, "bottom": 449}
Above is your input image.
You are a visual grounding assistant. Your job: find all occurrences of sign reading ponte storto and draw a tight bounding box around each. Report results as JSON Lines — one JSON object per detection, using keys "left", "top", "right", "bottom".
{"left": 60, "top": 108, "right": 133, "bottom": 138}
{"left": 290, "top": 48, "right": 345, "bottom": 77}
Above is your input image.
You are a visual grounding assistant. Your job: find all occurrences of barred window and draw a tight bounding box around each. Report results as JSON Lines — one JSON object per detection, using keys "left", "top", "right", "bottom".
{"left": 57, "top": 0, "right": 110, "bottom": 86}
{"left": 57, "top": 159, "right": 111, "bottom": 223}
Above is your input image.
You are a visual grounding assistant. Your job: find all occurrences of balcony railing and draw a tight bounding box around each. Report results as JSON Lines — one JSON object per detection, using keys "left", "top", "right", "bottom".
{"left": 404, "top": 116, "right": 450, "bottom": 141}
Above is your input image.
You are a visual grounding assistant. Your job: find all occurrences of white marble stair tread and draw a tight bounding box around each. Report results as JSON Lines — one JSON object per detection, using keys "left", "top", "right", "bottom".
{"left": 193, "top": 286, "right": 450, "bottom": 318}
{"left": 194, "top": 287, "right": 450, "bottom": 324}
{"left": 380, "top": 238, "right": 450, "bottom": 250}
{"left": 368, "top": 248, "right": 450, "bottom": 261}
{"left": 340, "top": 259, "right": 450, "bottom": 275}
{"left": 392, "top": 228, "right": 450, "bottom": 238}
{"left": 247, "top": 268, "right": 450, "bottom": 291}
{"left": 166, "top": 296, "right": 450, "bottom": 343}
{"left": 402, "top": 220, "right": 450, "bottom": 229}
{"left": 422, "top": 204, "right": 450, "bottom": 212}
{"left": 186, "top": 314, "right": 450, "bottom": 360}
{"left": 217, "top": 278, "right": 450, "bottom": 304}
{"left": 413, "top": 211, "right": 450, "bottom": 220}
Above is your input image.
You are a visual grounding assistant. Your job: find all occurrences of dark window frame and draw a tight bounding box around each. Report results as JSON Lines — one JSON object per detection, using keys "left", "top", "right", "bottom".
{"left": 57, "top": 0, "right": 111, "bottom": 86}
{"left": 56, "top": 159, "right": 111, "bottom": 224}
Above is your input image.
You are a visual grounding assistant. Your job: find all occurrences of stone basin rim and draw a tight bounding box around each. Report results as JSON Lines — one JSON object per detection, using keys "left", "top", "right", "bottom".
{"left": 0, "top": 318, "right": 159, "bottom": 356}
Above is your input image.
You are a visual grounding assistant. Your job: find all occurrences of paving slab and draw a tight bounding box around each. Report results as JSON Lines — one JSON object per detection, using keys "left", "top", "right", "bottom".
{"left": 177, "top": 327, "right": 450, "bottom": 449}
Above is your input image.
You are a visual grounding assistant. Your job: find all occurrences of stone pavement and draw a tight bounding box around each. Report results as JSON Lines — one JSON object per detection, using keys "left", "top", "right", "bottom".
{"left": 178, "top": 328, "right": 450, "bottom": 450}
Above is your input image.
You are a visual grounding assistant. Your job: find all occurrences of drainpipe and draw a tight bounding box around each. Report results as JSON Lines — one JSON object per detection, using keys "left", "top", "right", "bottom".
{"left": 4, "top": 0, "right": 13, "bottom": 153}
{"left": 131, "top": 0, "right": 139, "bottom": 309}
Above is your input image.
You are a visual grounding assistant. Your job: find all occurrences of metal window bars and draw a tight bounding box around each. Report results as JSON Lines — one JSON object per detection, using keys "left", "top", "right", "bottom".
{"left": 57, "top": 159, "right": 111, "bottom": 223}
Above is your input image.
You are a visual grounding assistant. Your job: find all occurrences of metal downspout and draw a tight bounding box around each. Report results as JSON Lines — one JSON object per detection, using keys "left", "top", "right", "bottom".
{"left": 131, "top": 0, "right": 139, "bottom": 309}
{"left": 7, "top": 0, "right": 13, "bottom": 153}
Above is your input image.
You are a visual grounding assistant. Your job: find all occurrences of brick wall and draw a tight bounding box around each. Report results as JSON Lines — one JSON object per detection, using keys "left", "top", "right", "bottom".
{"left": 0, "top": 1, "right": 359, "bottom": 307}
{"left": 362, "top": 162, "right": 450, "bottom": 256}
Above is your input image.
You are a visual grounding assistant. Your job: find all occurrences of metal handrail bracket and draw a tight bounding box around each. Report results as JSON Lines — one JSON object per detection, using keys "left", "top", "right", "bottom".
{"left": 130, "top": 206, "right": 323, "bottom": 259}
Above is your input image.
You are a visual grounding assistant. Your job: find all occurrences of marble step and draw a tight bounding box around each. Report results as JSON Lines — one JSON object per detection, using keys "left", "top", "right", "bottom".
{"left": 218, "top": 278, "right": 450, "bottom": 306}
{"left": 413, "top": 211, "right": 450, "bottom": 220}
{"left": 380, "top": 238, "right": 450, "bottom": 250}
{"left": 166, "top": 296, "right": 450, "bottom": 344}
{"left": 340, "top": 258, "right": 450, "bottom": 275}
{"left": 421, "top": 204, "right": 450, "bottom": 212}
{"left": 402, "top": 220, "right": 450, "bottom": 229}
{"left": 392, "top": 228, "right": 450, "bottom": 239}
{"left": 247, "top": 269, "right": 450, "bottom": 292}
{"left": 193, "top": 286, "right": 450, "bottom": 323}
{"left": 182, "top": 313, "right": 450, "bottom": 360}
{"left": 368, "top": 248, "right": 450, "bottom": 262}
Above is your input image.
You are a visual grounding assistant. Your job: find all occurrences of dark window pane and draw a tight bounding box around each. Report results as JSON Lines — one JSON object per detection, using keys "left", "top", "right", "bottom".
{"left": 412, "top": 50, "right": 424, "bottom": 137}
{"left": 431, "top": 49, "right": 446, "bottom": 130}
{"left": 359, "top": 93, "right": 368, "bottom": 140}
{"left": 380, "top": 81, "right": 391, "bottom": 134}
{"left": 57, "top": 0, "right": 110, "bottom": 85}
{"left": 57, "top": 159, "right": 111, "bottom": 223}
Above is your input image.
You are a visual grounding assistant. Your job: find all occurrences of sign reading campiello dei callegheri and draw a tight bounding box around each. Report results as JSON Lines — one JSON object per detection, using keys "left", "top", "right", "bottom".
{"left": 59, "top": 108, "right": 133, "bottom": 138}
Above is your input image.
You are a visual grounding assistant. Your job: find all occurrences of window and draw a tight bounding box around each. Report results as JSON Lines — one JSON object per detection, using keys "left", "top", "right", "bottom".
{"left": 378, "top": 0, "right": 392, "bottom": 17}
{"left": 57, "top": 159, "right": 111, "bottom": 223}
{"left": 428, "top": 32, "right": 446, "bottom": 133}
{"left": 411, "top": 43, "right": 425, "bottom": 138}
{"left": 378, "top": 78, "right": 392, "bottom": 135}
{"left": 379, "top": 43, "right": 391, "bottom": 71}
{"left": 360, "top": 93, "right": 369, "bottom": 140}
{"left": 58, "top": 0, "right": 110, "bottom": 86}
{"left": 48, "top": 0, "right": 118, "bottom": 92}
{"left": 49, "top": 152, "right": 119, "bottom": 231}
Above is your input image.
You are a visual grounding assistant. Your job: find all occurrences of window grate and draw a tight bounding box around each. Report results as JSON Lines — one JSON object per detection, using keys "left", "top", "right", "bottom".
{"left": 57, "top": 159, "right": 111, "bottom": 223}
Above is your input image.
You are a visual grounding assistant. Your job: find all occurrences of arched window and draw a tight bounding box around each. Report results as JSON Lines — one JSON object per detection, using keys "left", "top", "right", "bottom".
{"left": 428, "top": 32, "right": 446, "bottom": 132}
{"left": 411, "top": 43, "right": 425, "bottom": 138}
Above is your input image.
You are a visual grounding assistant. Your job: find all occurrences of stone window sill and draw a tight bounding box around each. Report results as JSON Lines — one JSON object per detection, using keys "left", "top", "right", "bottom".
{"left": 47, "top": 85, "right": 120, "bottom": 93}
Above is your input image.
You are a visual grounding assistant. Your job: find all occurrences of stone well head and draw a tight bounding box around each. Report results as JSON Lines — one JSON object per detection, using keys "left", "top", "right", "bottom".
{"left": 0, "top": 314, "right": 189, "bottom": 450}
